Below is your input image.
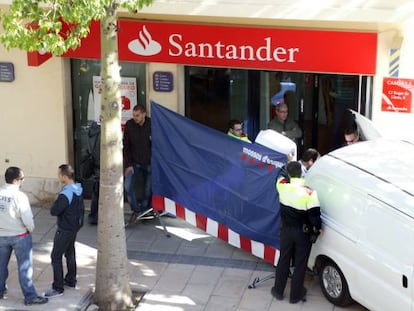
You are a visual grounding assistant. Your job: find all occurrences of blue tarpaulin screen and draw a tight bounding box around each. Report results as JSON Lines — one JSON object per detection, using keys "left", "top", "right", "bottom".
{"left": 151, "top": 102, "right": 286, "bottom": 249}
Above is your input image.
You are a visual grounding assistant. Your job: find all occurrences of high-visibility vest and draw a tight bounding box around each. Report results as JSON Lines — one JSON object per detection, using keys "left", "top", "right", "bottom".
{"left": 227, "top": 131, "right": 251, "bottom": 143}
{"left": 276, "top": 177, "right": 321, "bottom": 229}
{"left": 277, "top": 177, "right": 319, "bottom": 211}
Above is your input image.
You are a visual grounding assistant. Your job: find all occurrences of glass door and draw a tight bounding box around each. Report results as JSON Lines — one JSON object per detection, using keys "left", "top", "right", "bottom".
{"left": 185, "top": 66, "right": 373, "bottom": 157}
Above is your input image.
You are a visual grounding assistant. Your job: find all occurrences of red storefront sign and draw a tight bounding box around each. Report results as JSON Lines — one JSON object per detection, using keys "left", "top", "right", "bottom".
{"left": 382, "top": 77, "right": 414, "bottom": 113}
{"left": 117, "top": 21, "right": 377, "bottom": 74}
{"left": 28, "top": 20, "right": 101, "bottom": 66}
{"left": 28, "top": 20, "right": 377, "bottom": 75}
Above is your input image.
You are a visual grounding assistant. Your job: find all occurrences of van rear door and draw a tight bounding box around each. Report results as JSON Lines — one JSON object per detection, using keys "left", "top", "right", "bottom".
{"left": 349, "top": 109, "right": 382, "bottom": 140}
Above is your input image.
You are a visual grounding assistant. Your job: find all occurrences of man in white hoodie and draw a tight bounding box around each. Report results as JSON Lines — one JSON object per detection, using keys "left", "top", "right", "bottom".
{"left": 0, "top": 167, "right": 48, "bottom": 305}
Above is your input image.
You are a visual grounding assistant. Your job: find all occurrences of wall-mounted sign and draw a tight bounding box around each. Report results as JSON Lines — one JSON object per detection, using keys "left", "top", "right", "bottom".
{"left": 382, "top": 77, "right": 414, "bottom": 113}
{"left": 0, "top": 62, "right": 15, "bottom": 82}
{"left": 153, "top": 71, "right": 173, "bottom": 92}
{"left": 38, "top": 20, "right": 377, "bottom": 75}
{"left": 118, "top": 20, "right": 377, "bottom": 74}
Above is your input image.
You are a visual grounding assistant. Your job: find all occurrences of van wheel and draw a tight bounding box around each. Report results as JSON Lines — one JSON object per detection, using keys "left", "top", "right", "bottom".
{"left": 319, "top": 260, "right": 353, "bottom": 307}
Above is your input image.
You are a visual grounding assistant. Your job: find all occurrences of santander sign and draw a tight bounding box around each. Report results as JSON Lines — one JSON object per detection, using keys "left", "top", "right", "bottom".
{"left": 128, "top": 25, "right": 162, "bottom": 56}
{"left": 127, "top": 25, "right": 299, "bottom": 63}
{"left": 119, "top": 20, "right": 377, "bottom": 74}
{"left": 167, "top": 35, "right": 299, "bottom": 63}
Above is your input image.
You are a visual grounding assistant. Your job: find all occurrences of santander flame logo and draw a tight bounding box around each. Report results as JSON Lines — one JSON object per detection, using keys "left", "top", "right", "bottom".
{"left": 128, "top": 25, "right": 162, "bottom": 56}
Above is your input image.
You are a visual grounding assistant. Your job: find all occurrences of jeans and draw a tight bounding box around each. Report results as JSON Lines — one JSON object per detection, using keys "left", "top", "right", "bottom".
{"left": 0, "top": 234, "right": 38, "bottom": 300}
{"left": 51, "top": 230, "right": 78, "bottom": 292}
{"left": 124, "top": 164, "right": 152, "bottom": 213}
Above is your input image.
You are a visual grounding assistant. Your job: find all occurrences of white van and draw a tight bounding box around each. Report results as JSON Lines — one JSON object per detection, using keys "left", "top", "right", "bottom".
{"left": 306, "top": 138, "right": 414, "bottom": 310}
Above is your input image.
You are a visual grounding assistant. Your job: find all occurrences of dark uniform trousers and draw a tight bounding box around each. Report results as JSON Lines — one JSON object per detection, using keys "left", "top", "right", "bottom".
{"left": 274, "top": 225, "right": 312, "bottom": 301}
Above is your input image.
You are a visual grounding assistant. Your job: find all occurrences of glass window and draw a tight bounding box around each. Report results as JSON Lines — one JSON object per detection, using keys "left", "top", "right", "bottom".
{"left": 185, "top": 67, "right": 373, "bottom": 157}
{"left": 71, "top": 59, "right": 146, "bottom": 194}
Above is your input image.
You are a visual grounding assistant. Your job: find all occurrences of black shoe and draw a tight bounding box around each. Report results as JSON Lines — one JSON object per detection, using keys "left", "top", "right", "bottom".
{"left": 88, "top": 215, "right": 98, "bottom": 225}
{"left": 127, "top": 211, "right": 139, "bottom": 226}
{"left": 64, "top": 280, "right": 77, "bottom": 289}
{"left": 24, "top": 296, "right": 48, "bottom": 305}
{"left": 0, "top": 288, "right": 8, "bottom": 299}
{"left": 289, "top": 287, "right": 307, "bottom": 304}
{"left": 44, "top": 288, "right": 63, "bottom": 298}
{"left": 270, "top": 287, "right": 284, "bottom": 300}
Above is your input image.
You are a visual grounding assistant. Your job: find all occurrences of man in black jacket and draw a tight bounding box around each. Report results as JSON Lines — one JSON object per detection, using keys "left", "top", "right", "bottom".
{"left": 44, "top": 164, "right": 84, "bottom": 298}
{"left": 123, "top": 104, "right": 152, "bottom": 225}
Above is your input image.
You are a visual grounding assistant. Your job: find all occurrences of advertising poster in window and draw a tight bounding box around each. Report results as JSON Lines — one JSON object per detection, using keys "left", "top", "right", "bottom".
{"left": 382, "top": 77, "right": 413, "bottom": 113}
{"left": 91, "top": 76, "right": 137, "bottom": 124}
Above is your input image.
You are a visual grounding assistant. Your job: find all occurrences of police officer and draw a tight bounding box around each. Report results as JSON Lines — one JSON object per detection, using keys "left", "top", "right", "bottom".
{"left": 271, "top": 161, "right": 321, "bottom": 304}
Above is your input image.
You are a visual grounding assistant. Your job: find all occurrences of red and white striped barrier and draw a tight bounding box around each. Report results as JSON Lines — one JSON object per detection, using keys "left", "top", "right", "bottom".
{"left": 153, "top": 195, "right": 279, "bottom": 266}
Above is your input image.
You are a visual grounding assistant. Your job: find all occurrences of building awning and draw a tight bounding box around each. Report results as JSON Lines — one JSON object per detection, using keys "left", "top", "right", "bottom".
{"left": 28, "top": 19, "right": 377, "bottom": 75}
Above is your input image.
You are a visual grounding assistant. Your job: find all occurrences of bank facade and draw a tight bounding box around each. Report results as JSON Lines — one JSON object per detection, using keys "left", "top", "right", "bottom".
{"left": 0, "top": 3, "right": 413, "bottom": 203}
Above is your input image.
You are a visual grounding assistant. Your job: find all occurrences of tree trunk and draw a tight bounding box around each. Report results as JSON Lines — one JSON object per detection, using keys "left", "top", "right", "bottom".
{"left": 94, "top": 2, "right": 133, "bottom": 310}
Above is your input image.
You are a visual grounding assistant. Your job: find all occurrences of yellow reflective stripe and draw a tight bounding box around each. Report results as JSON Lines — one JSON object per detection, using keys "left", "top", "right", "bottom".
{"left": 307, "top": 191, "right": 320, "bottom": 209}
{"left": 276, "top": 177, "right": 319, "bottom": 211}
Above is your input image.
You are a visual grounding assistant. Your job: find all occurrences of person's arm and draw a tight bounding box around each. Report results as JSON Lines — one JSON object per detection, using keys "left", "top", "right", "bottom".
{"left": 123, "top": 122, "right": 133, "bottom": 169}
{"left": 284, "top": 120, "right": 303, "bottom": 139}
{"left": 276, "top": 175, "right": 290, "bottom": 194}
{"left": 18, "top": 194, "right": 35, "bottom": 233}
{"left": 268, "top": 119, "right": 282, "bottom": 133}
{"left": 308, "top": 206, "right": 321, "bottom": 230}
{"left": 50, "top": 194, "right": 69, "bottom": 216}
{"left": 307, "top": 189, "right": 322, "bottom": 231}
{"left": 278, "top": 165, "right": 289, "bottom": 182}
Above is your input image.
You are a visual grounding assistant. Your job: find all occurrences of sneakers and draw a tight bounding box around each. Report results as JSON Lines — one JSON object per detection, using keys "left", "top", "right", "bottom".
{"left": 44, "top": 288, "right": 63, "bottom": 298}
{"left": 24, "top": 296, "right": 48, "bottom": 305}
{"left": 270, "top": 286, "right": 284, "bottom": 300}
{"left": 137, "top": 208, "right": 154, "bottom": 219}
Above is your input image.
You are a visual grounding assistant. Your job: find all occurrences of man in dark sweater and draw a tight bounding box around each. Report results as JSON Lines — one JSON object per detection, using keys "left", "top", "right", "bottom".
{"left": 44, "top": 164, "right": 84, "bottom": 298}
{"left": 123, "top": 104, "right": 152, "bottom": 225}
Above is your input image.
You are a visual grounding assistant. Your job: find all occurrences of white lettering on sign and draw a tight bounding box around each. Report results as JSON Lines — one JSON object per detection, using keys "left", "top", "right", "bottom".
{"left": 242, "top": 147, "right": 284, "bottom": 168}
{"left": 169, "top": 34, "right": 299, "bottom": 63}
{"left": 386, "top": 79, "right": 414, "bottom": 88}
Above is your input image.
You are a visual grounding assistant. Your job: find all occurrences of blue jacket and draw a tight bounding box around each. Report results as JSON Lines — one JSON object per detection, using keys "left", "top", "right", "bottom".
{"left": 51, "top": 183, "right": 85, "bottom": 232}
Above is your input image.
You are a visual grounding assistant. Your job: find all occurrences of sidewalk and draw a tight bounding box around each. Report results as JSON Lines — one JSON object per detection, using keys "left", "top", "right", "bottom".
{"left": 0, "top": 204, "right": 368, "bottom": 311}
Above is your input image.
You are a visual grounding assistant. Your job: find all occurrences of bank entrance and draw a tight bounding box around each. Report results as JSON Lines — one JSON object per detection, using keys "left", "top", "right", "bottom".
{"left": 185, "top": 66, "right": 373, "bottom": 156}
